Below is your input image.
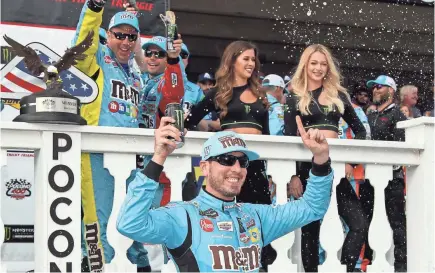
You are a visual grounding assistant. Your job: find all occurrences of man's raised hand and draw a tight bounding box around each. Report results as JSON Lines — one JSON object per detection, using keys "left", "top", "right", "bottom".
{"left": 296, "top": 115, "right": 329, "bottom": 165}
{"left": 168, "top": 34, "right": 183, "bottom": 59}
{"left": 152, "top": 117, "right": 182, "bottom": 165}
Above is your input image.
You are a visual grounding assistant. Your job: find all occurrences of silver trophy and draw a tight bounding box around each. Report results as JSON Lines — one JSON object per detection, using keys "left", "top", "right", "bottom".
{"left": 160, "top": 11, "right": 178, "bottom": 53}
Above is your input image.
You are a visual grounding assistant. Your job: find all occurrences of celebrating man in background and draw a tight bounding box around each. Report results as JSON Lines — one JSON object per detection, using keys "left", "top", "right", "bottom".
{"left": 72, "top": 0, "right": 147, "bottom": 271}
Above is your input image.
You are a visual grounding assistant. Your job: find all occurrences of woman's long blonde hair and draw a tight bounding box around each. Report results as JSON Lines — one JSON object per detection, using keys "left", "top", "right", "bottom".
{"left": 214, "top": 41, "right": 267, "bottom": 118}
{"left": 291, "top": 44, "right": 349, "bottom": 115}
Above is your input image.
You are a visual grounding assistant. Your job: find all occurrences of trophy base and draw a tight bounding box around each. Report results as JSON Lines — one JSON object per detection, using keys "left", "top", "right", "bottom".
{"left": 13, "top": 112, "right": 87, "bottom": 125}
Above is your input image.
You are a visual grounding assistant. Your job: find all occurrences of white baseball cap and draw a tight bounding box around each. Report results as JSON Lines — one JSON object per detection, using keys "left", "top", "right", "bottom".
{"left": 262, "top": 74, "right": 285, "bottom": 89}
{"left": 366, "top": 75, "right": 397, "bottom": 92}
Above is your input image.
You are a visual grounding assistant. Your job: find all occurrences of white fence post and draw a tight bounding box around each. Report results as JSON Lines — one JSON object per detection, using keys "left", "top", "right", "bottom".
{"left": 34, "top": 131, "right": 82, "bottom": 272}
{"left": 268, "top": 159, "right": 297, "bottom": 272}
{"left": 104, "top": 153, "right": 137, "bottom": 273}
{"left": 319, "top": 162, "right": 346, "bottom": 272}
{"left": 365, "top": 164, "right": 394, "bottom": 272}
{"left": 165, "top": 155, "right": 192, "bottom": 202}
{"left": 399, "top": 118, "right": 435, "bottom": 272}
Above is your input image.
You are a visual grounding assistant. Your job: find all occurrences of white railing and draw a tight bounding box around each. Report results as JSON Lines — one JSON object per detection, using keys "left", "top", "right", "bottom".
{"left": 0, "top": 117, "right": 433, "bottom": 273}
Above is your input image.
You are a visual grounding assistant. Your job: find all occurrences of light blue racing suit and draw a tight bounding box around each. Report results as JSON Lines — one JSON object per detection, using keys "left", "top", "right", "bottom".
{"left": 117, "top": 159, "right": 333, "bottom": 272}
{"left": 182, "top": 80, "right": 203, "bottom": 114}
{"left": 266, "top": 94, "right": 284, "bottom": 136}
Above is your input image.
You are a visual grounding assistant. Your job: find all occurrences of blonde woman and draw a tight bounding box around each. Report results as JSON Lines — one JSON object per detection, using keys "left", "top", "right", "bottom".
{"left": 284, "top": 44, "right": 366, "bottom": 272}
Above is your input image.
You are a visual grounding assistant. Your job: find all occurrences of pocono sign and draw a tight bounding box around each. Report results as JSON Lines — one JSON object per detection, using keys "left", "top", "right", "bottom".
{"left": 40, "top": 132, "right": 81, "bottom": 272}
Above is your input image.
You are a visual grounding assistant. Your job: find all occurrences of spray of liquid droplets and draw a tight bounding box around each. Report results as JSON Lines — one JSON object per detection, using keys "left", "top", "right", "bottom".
{"left": 258, "top": 0, "right": 433, "bottom": 92}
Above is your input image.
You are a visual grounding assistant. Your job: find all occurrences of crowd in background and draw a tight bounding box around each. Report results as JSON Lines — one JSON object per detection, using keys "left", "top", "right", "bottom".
{"left": 181, "top": 70, "right": 434, "bottom": 134}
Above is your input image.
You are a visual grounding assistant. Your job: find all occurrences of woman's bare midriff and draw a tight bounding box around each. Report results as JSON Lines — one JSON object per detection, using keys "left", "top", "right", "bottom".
{"left": 224, "top": 128, "right": 262, "bottom": 135}
{"left": 320, "top": 130, "right": 338, "bottom": 139}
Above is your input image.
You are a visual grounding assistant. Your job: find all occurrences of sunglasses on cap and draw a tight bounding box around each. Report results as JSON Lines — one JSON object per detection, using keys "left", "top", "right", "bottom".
{"left": 373, "top": 84, "right": 388, "bottom": 90}
{"left": 145, "top": 50, "right": 167, "bottom": 59}
{"left": 207, "top": 154, "right": 249, "bottom": 168}
{"left": 110, "top": 31, "right": 138, "bottom": 42}
{"left": 180, "top": 51, "right": 189, "bottom": 59}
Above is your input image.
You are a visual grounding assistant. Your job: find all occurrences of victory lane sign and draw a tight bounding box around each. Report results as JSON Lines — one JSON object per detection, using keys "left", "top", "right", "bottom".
{"left": 1, "top": 0, "right": 166, "bottom": 36}
{"left": 34, "top": 131, "right": 81, "bottom": 272}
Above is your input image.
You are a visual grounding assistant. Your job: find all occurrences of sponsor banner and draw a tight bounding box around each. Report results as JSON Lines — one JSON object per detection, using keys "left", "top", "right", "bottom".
{"left": 1, "top": 150, "right": 35, "bottom": 266}
{"left": 1, "top": 0, "right": 165, "bottom": 36}
{"left": 4, "top": 225, "right": 34, "bottom": 243}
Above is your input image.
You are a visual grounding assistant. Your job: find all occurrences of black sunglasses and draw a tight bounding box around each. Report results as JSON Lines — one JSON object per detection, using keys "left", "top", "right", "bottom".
{"left": 180, "top": 51, "right": 189, "bottom": 59}
{"left": 99, "top": 37, "right": 107, "bottom": 45}
{"left": 145, "top": 50, "right": 167, "bottom": 59}
{"left": 373, "top": 84, "right": 388, "bottom": 90}
{"left": 110, "top": 31, "right": 138, "bottom": 42}
{"left": 208, "top": 154, "right": 249, "bottom": 168}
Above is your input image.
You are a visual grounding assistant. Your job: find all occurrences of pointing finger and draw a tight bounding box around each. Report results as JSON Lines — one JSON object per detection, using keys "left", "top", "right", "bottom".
{"left": 296, "top": 116, "right": 307, "bottom": 137}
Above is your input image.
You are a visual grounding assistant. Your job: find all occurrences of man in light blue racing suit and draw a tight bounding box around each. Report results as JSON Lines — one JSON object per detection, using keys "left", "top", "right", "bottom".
{"left": 117, "top": 116, "right": 334, "bottom": 272}
{"left": 178, "top": 43, "right": 213, "bottom": 131}
{"left": 262, "top": 74, "right": 286, "bottom": 135}
{"left": 180, "top": 43, "right": 203, "bottom": 114}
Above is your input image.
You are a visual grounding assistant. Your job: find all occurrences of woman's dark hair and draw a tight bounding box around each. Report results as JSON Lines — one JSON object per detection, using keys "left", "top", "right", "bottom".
{"left": 214, "top": 40, "right": 268, "bottom": 118}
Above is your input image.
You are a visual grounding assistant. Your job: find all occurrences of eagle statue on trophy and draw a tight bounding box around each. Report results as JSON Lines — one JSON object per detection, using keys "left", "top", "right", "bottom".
{"left": 3, "top": 30, "right": 94, "bottom": 89}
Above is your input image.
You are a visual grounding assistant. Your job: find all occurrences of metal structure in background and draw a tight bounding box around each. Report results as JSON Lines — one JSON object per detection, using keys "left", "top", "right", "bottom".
{"left": 0, "top": 0, "right": 166, "bottom": 36}
{"left": 172, "top": 0, "right": 433, "bottom": 103}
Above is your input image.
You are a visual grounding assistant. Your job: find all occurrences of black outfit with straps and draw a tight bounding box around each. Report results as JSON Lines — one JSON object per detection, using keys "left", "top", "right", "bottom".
{"left": 185, "top": 83, "right": 276, "bottom": 269}
{"left": 184, "top": 84, "right": 270, "bottom": 134}
{"left": 284, "top": 87, "right": 366, "bottom": 138}
{"left": 284, "top": 87, "right": 366, "bottom": 272}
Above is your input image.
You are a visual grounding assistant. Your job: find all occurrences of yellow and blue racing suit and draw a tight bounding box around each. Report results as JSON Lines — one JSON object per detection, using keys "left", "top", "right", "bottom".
{"left": 72, "top": 0, "right": 148, "bottom": 271}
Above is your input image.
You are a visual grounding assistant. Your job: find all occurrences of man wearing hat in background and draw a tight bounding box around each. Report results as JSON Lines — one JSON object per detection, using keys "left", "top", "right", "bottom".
{"left": 262, "top": 74, "right": 286, "bottom": 135}
{"left": 179, "top": 44, "right": 204, "bottom": 115}
{"left": 131, "top": 31, "right": 186, "bottom": 270}
{"left": 177, "top": 45, "right": 216, "bottom": 132}
{"left": 117, "top": 116, "right": 333, "bottom": 272}
{"left": 366, "top": 75, "right": 408, "bottom": 272}
{"left": 197, "top": 72, "right": 216, "bottom": 93}
{"left": 352, "top": 82, "right": 371, "bottom": 112}
{"left": 195, "top": 72, "right": 221, "bottom": 131}
{"left": 132, "top": 35, "right": 184, "bottom": 131}
{"left": 72, "top": 0, "right": 149, "bottom": 271}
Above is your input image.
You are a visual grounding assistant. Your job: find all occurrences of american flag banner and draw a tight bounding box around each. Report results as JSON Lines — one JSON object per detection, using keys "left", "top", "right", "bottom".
{"left": 0, "top": 42, "right": 98, "bottom": 104}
